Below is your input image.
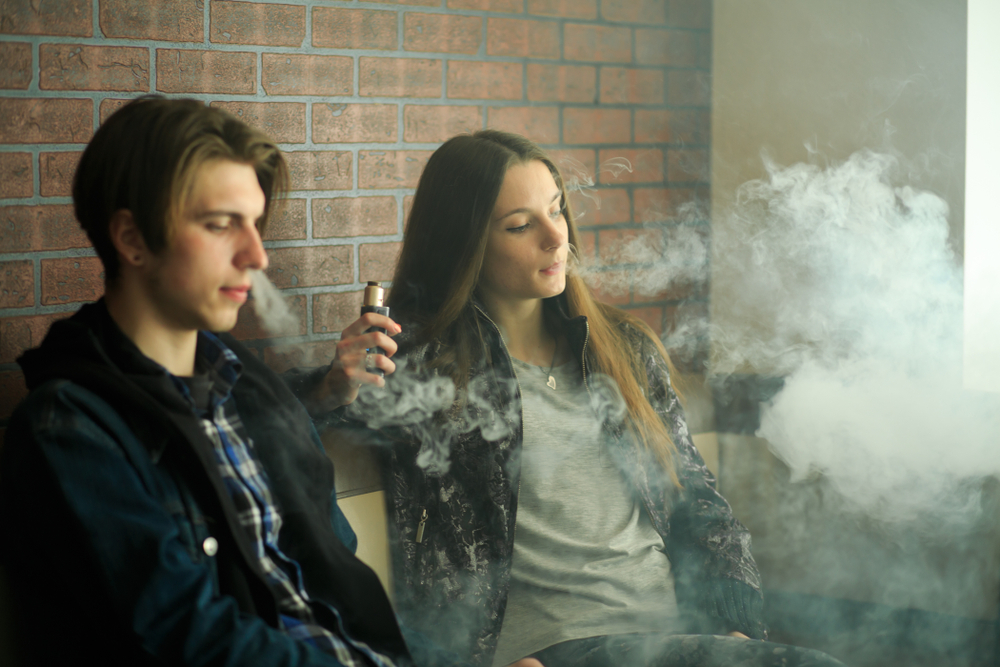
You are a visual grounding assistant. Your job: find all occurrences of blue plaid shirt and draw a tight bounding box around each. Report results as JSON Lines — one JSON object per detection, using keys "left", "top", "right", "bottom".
{"left": 171, "top": 332, "right": 398, "bottom": 667}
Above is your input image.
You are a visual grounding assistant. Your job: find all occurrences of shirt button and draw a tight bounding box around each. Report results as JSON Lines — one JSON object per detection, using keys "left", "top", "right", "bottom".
{"left": 202, "top": 537, "right": 219, "bottom": 557}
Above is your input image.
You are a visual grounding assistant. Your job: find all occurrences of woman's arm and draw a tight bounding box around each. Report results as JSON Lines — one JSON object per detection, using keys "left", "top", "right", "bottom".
{"left": 637, "top": 334, "right": 767, "bottom": 639}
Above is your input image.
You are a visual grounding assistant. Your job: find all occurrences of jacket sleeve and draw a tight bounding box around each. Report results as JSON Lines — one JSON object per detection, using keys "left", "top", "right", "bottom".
{"left": 639, "top": 337, "right": 767, "bottom": 640}
{"left": 0, "top": 383, "right": 358, "bottom": 667}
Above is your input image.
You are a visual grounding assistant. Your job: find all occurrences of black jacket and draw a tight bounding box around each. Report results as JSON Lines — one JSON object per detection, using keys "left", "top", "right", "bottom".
{"left": 329, "top": 300, "right": 766, "bottom": 666}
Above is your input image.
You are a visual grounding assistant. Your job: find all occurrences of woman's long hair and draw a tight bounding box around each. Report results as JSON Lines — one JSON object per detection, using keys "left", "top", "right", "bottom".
{"left": 389, "top": 129, "right": 680, "bottom": 484}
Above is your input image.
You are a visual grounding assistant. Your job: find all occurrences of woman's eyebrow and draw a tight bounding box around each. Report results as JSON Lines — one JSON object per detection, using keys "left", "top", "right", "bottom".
{"left": 494, "top": 190, "right": 562, "bottom": 222}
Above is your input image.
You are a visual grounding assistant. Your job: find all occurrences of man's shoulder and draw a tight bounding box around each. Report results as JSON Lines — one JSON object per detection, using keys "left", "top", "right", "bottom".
{"left": 8, "top": 378, "right": 139, "bottom": 447}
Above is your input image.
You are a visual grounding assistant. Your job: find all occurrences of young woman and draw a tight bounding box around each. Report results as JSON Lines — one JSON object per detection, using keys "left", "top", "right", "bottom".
{"left": 307, "top": 130, "right": 845, "bottom": 667}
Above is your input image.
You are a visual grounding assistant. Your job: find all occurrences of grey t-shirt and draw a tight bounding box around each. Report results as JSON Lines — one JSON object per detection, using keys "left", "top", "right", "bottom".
{"left": 491, "top": 357, "right": 679, "bottom": 666}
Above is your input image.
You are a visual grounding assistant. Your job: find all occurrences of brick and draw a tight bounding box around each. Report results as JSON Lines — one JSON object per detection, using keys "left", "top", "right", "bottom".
{"left": 376, "top": 0, "right": 438, "bottom": 5}
{"left": 585, "top": 268, "right": 631, "bottom": 305}
{"left": 41, "top": 257, "right": 103, "bottom": 305}
{"left": 667, "top": 69, "right": 710, "bottom": 106}
{"left": 313, "top": 8, "right": 396, "bottom": 51}
{"left": 0, "top": 371, "right": 28, "bottom": 419}
{"left": 262, "top": 199, "right": 307, "bottom": 241}
{"left": 448, "top": 0, "right": 521, "bottom": 10}
{"left": 563, "top": 108, "right": 630, "bottom": 144}
{"left": 668, "top": 0, "right": 710, "bottom": 29}
{"left": 627, "top": 305, "right": 664, "bottom": 335}
{"left": 526, "top": 64, "right": 595, "bottom": 103}
{"left": 39, "top": 152, "right": 82, "bottom": 197}
{"left": 404, "top": 105, "right": 480, "bottom": 143}
{"left": 284, "top": 151, "right": 353, "bottom": 192}
{"left": 564, "top": 24, "right": 631, "bottom": 63}
{"left": 574, "top": 229, "right": 596, "bottom": 261}
{"left": 635, "top": 108, "right": 708, "bottom": 144}
{"left": 548, "top": 148, "right": 596, "bottom": 184}
{"left": 0, "top": 42, "right": 31, "bottom": 89}
{"left": 665, "top": 301, "right": 708, "bottom": 339}
{"left": 99, "top": 98, "right": 130, "bottom": 124}
{"left": 211, "top": 1, "right": 304, "bottom": 47}
{"left": 101, "top": 0, "right": 201, "bottom": 41}
{"left": 405, "top": 13, "right": 481, "bottom": 55}
{"left": 528, "top": 0, "right": 596, "bottom": 19}
{"left": 1, "top": 0, "right": 91, "bottom": 36}
{"left": 231, "top": 293, "right": 306, "bottom": 340}
{"left": 487, "top": 18, "right": 559, "bottom": 59}
{"left": 667, "top": 148, "right": 709, "bottom": 183}
{"left": 0, "top": 261, "right": 33, "bottom": 308}
{"left": 487, "top": 107, "right": 558, "bottom": 144}
{"left": 0, "top": 98, "right": 92, "bottom": 144}
{"left": 263, "top": 54, "right": 352, "bottom": 97}
{"left": 568, "top": 187, "right": 629, "bottom": 225}
{"left": 313, "top": 103, "right": 397, "bottom": 144}
{"left": 697, "top": 32, "right": 711, "bottom": 69}
{"left": 313, "top": 197, "right": 397, "bottom": 238}
{"left": 634, "top": 187, "right": 706, "bottom": 223}
{"left": 0, "top": 313, "right": 64, "bottom": 363}
{"left": 603, "top": 0, "right": 667, "bottom": 24}
{"left": 599, "top": 228, "right": 663, "bottom": 265}
{"left": 264, "top": 339, "right": 338, "bottom": 374}
{"left": 265, "top": 246, "right": 352, "bottom": 288}
{"left": 0, "top": 153, "right": 33, "bottom": 198}
{"left": 358, "top": 151, "right": 433, "bottom": 189}
{"left": 313, "top": 290, "right": 363, "bottom": 335}
{"left": 209, "top": 102, "right": 306, "bottom": 144}
{"left": 636, "top": 28, "right": 698, "bottom": 66}
{"left": 40, "top": 44, "right": 148, "bottom": 92}
{"left": 597, "top": 148, "right": 663, "bottom": 184}
{"left": 156, "top": 50, "right": 255, "bottom": 95}
{"left": 447, "top": 61, "right": 521, "bottom": 100}
{"left": 634, "top": 271, "right": 707, "bottom": 303}
{"left": 360, "top": 57, "right": 441, "bottom": 98}
{"left": 359, "top": 242, "right": 401, "bottom": 283}
{"left": 403, "top": 195, "right": 414, "bottom": 227}
{"left": 600, "top": 67, "right": 664, "bottom": 105}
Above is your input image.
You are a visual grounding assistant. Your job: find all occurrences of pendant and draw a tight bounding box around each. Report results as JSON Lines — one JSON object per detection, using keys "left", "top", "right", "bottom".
{"left": 547, "top": 375, "right": 557, "bottom": 390}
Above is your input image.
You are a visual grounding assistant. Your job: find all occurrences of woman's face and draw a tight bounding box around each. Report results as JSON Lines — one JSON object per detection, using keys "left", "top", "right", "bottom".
{"left": 478, "top": 159, "right": 569, "bottom": 307}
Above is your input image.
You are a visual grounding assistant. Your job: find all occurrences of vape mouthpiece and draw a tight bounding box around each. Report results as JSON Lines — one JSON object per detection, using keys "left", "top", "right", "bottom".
{"left": 363, "top": 281, "right": 385, "bottom": 308}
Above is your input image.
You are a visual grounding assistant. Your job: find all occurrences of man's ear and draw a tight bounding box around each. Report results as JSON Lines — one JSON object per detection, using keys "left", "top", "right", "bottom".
{"left": 108, "top": 210, "right": 149, "bottom": 269}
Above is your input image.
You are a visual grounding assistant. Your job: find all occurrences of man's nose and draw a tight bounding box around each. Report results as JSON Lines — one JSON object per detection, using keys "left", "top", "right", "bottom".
{"left": 238, "top": 222, "right": 269, "bottom": 271}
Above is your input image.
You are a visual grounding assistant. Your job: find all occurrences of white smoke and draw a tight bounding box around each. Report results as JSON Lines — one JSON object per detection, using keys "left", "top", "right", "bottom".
{"left": 714, "top": 150, "right": 1000, "bottom": 522}
{"left": 250, "top": 269, "right": 299, "bottom": 336}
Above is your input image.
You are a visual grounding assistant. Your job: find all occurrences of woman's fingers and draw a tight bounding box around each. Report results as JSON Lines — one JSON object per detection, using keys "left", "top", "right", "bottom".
{"left": 340, "top": 312, "right": 401, "bottom": 340}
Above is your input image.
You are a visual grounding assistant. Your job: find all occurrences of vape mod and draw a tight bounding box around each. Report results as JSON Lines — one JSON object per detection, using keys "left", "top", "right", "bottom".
{"left": 361, "top": 281, "right": 389, "bottom": 377}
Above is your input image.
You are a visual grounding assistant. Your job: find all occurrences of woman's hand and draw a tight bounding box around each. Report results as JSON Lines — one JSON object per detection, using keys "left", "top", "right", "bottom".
{"left": 507, "top": 660, "right": 544, "bottom": 667}
{"left": 316, "top": 311, "right": 401, "bottom": 410}
{"left": 727, "top": 631, "right": 750, "bottom": 639}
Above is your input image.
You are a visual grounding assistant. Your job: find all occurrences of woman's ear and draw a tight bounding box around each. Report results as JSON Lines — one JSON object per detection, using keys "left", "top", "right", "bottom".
{"left": 108, "top": 209, "right": 149, "bottom": 269}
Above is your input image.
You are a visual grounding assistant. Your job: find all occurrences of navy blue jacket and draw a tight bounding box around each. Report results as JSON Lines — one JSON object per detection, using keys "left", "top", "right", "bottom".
{"left": 0, "top": 301, "right": 417, "bottom": 666}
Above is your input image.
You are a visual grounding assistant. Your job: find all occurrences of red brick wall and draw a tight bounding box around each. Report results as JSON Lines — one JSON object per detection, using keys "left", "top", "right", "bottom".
{"left": 0, "top": 0, "right": 712, "bottom": 422}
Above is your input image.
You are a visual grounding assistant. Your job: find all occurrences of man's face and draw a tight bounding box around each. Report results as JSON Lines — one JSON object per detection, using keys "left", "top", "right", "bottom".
{"left": 142, "top": 159, "right": 267, "bottom": 333}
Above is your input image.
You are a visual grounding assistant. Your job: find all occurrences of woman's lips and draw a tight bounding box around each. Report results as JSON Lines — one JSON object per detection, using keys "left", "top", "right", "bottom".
{"left": 541, "top": 261, "right": 564, "bottom": 276}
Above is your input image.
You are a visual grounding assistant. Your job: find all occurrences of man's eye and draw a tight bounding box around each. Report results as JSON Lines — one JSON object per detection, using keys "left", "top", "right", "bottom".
{"left": 206, "top": 222, "right": 230, "bottom": 232}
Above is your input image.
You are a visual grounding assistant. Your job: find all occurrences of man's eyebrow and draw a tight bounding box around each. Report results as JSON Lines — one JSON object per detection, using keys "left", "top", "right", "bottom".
{"left": 494, "top": 190, "right": 562, "bottom": 222}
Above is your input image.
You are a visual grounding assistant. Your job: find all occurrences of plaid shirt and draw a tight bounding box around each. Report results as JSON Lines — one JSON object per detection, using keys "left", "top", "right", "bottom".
{"left": 171, "top": 332, "right": 398, "bottom": 667}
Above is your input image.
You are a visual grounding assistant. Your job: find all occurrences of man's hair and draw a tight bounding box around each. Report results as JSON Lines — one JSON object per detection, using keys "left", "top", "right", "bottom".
{"left": 73, "top": 96, "right": 289, "bottom": 282}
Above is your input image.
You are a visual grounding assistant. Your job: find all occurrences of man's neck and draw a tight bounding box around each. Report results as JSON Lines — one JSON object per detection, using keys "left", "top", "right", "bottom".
{"left": 105, "top": 283, "right": 199, "bottom": 377}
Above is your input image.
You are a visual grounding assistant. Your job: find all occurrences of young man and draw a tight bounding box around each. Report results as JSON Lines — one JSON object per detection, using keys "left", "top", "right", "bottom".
{"left": 0, "top": 97, "right": 540, "bottom": 667}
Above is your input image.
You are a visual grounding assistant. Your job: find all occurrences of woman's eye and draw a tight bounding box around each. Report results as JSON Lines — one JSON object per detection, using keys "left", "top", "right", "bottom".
{"left": 507, "top": 223, "right": 530, "bottom": 234}
{"left": 549, "top": 208, "right": 564, "bottom": 220}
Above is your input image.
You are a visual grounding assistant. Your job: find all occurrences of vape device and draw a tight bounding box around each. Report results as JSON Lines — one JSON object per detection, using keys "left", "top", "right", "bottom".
{"left": 361, "top": 281, "right": 389, "bottom": 377}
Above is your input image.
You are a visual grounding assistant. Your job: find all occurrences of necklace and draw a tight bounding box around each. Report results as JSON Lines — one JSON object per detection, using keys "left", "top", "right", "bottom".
{"left": 545, "top": 338, "right": 558, "bottom": 390}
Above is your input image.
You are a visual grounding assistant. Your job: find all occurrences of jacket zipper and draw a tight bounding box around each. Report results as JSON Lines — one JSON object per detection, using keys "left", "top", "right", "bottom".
{"left": 415, "top": 508, "right": 427, "bottom": 544}
{"left": 473, "top": 305, "right": 526, "bottom": 545}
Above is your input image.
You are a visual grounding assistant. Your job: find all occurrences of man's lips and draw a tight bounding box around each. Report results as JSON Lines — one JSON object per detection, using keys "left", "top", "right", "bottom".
{"left": 220, "top": 285, "right": 251, "bottom": 302}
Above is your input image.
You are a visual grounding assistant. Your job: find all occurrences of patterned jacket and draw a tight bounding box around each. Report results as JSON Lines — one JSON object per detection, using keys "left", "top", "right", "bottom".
{"left": 333, "top": 300, "right": 765, "bottom": 666}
